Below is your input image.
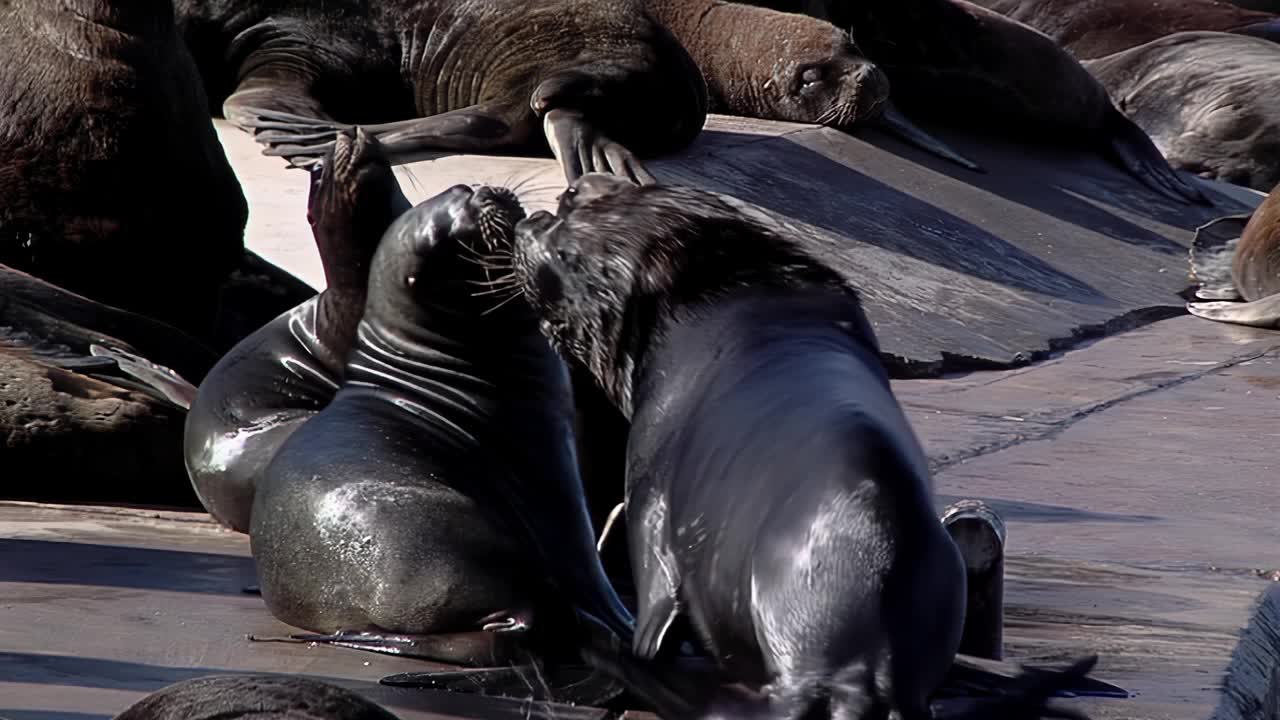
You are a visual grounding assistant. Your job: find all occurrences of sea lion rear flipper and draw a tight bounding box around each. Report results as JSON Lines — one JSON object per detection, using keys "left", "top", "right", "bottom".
{"left": 542, "top": 108, "right": 657, "bottom": 186}
{"left": 1101, "top": 108, "right": 1210, "bottom": 206}
{"left": 242, "top": 104, "right": 525, "bottom": 171}
{"left": 89, "top": 344, "right": 199, "bottom": 410}
{"left": 1188, "top": 295, "right": 1280, "bottom": 328}
{"left": 1190, "top": 214, "right": 1252, "bottom": 300}
{"left": 870, "top": 103, "right": 985, "bottom": 173}
{"left": 941, "top": 653, "right": 1128, "bottom": 700}
{"left": 380, "top": 665, "right": 623, "bottom": 706}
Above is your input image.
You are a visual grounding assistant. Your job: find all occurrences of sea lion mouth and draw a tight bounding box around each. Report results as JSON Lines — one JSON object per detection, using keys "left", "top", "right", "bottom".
{"left": 470, "top": 186, "right": 526, "bottom": 251}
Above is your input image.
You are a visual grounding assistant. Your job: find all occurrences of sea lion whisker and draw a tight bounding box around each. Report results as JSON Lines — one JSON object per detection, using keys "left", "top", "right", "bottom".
{"left": 481, "top": 288, "right": 526, "bottom": 315}
{"left": 470, "top": 282, "right": 522, "bottom": 299}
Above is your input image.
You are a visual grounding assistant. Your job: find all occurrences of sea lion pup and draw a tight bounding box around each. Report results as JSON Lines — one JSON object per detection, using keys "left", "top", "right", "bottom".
{"left": 0, "top": 0, "right": 247, "bottom": 342}
{"left": 1188, "top": 181, "right": 1280, "bottom": 326}
{"left": 246, "top": 184, "right": 633, "bottom": 696}
{"left": 740, "top": 0, "right": 1209, "bottom": 205}
{"left": 511, "top": 174, "right": 1109, "bottom": 720}
{"left": 643, "top": 0, "right": 982, "bottom": 171}
{"left": 174, "top": 0, "right": 708, "bottom": 185}
{"left": 968, "top": 0, "right": 1280, "bottom": 60}
{"left": 1082, "top": 31, "right": 1280, "bottom": 193}
{"left": 113, "top": 675, "right": 401, "bottom": 720}
{"left": 185, "top": 128, "right": 408, "bottom": 534}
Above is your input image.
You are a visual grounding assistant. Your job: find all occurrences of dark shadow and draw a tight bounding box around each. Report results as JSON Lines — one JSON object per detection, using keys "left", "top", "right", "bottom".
{"left": 0, "top": 707, "right": 110, "bottom": 712}
{"left": 0, "top": 652, "right": 600, "bottom": 720}
{"left": 936, "top": 495, "right": 1160, "bottom": 524}
{"left": 0, "top": 539, "right": 255, "bottom": 596}
{"left": 854, "top": 118, "right": 1249, "bottom": 253}
{"left": 662, "top": 131, "right": 1107, "bottom": 303}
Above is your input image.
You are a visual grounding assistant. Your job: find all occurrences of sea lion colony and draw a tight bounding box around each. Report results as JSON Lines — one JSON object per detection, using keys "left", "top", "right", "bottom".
{"left": 0, "top": 0, "right": 1276, "bottom": 717}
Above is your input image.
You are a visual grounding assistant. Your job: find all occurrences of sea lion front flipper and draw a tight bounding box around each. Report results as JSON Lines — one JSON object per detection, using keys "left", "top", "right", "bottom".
{"left": 1188, "top": 296, "right": 1280, "bottom": 328}
{"left": 381, "top": 665, "right": 622, "bottom": 706}
{"left": 1101, "top": 108, "right": 1210, "bottom": 206}
{"left": 243, "top": 104, "right": 528, "bottom": 170}
{"left": 543, "top": 108, "right": 657, "bottom": 186}
{"left": 89, "top": 344, "right": 199, "bottom": 410}
{"left": 1190, "top": 214, "right": 1252, "bottom": 300}
{"left": 870, "top": 103, "right": 985, "bottom": 173}
{"left": 246, "top": 629, "right": 522, "bottom": 666}
{"left": 629, "top": 478, "right": 683, "bottom": 659}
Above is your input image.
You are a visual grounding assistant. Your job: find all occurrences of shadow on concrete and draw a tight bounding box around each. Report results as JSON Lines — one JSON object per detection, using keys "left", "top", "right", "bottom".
{"left": 0, "top": 539, "right": 253, "bottom": 596}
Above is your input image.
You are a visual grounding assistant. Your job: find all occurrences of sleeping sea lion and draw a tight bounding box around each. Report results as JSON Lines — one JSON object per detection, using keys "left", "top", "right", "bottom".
{"left": 175, "top": 0, "right": 708, "bottom": 185}
{"left": 0, "top": 0, "right": 247, "bottom": 341}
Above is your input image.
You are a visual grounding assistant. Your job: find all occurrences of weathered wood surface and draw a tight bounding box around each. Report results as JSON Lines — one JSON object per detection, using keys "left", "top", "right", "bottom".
{"left": 3, "top": 316, "right": 1279, "bottom": 719}
{"left": 219, "top": 114, "right": 1261, "bottom": 375}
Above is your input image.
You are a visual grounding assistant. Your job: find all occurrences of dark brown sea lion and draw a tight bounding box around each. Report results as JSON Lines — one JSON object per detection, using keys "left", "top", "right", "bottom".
{"left": 112, "top": 675, "right": 401, "bottom": 720}
{"left": 969, "top": 0, "right": 1279, "bottom": 59}
{"left": 174, "top": 0, "right": 708, "bottom": 185}
{"left": 1083, "top": 31, "right": 1280, "bottom": 193}
{"left": 1188, "top": 181, "right": 1280, "bottom": 326}
{"left": 643, "top": 0, "right": 982, "bottom": 171}
{"left": 508, "top": 174, "right": 1120, "bottom": 720}
{"left": 742, "top": 0, "right": 1209, "bottom": 205}
{"left": 0, "top": 266, "right": 218, "bottom": 507}
{"left": 185, "top": 128, "right": 408, "bottom": 533}
{"left": 0, "top": 0, "right": 248, "bottom": 341}
{"left": 245, "top": 184, "right": 633, "bottom": 703}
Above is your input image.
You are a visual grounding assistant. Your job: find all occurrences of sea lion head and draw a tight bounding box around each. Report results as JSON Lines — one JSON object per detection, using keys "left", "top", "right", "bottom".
{"left": 759, "top": 21, "right": 890, "bottom": 127}
{"left": 307, "top": 128, "right": 410, "bottom": 290}
{"left": 513, "top": 173, "right": 852, "bottom": 413}
{"left": 370, "top": 183, "right": 528, "bottom": 321}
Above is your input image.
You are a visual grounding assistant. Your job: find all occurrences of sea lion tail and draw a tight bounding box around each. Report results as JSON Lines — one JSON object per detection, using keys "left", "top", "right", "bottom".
{"left": 88, "top": 344, "right": 199, "bottom": 410}
{"left": 1189, "top": 214, "right": 1253, "bottom": 301}
{"left": 1101, "top": 109, "right": 1210, "bottom": 206}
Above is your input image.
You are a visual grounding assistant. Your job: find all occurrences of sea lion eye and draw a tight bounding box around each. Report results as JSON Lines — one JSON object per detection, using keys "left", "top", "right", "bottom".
{"left": 800, "top": 66, "right": 825, "bottom": 88}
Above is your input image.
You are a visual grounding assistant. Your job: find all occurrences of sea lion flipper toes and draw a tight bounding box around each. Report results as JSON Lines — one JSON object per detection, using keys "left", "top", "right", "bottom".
{"left": 543, "top": 108, "right": 655, "bottom": 185}
{"left": 88, "top": 344, "right": 198, "bottom": 410}
{"left": 1188, "top": 296, "right": 1280, "bottom": 327}
{"left": 1102, "top": 110, "right": 1211, "bottom": 205}
{"left": 479, "top": 606, "right": 535, "bottom": 633}
{"left": 871, "top": 103, "right": 985, "bottom": 173}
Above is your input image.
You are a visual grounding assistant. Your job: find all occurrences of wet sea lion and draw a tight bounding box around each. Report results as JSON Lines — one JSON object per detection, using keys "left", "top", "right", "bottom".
{"left": 0, "top": 0, "right": 247, "bottom": 341}
{"left": 511, "top": 174, "right": 1114, "bottom": 719}
{"left": 113, "top": 675, "right": 400, "bottom": 720}
{"left": 742, "top": 0, "right": 1209, "bottom": 205}
{"left": 1083, "top": 31, "right": 1280, "bottom": 193}
{"left": 246, "top": 184, "right": 633, "bottom": 690}
{"left": 175, "top": 0, "right": 708, "bottom": 185}
{"left": 185, "top": 128, "right": 408, "bottom": 533}
{"left": 0, "top": 266, "right": 218, "bottom": 507}
{"left": 1188, "top": 181, "right": 1280, "bottom": 326}
{"left": 969, "top": 0, "right": 1280, "bottom": 59}
{"left": 643, "top": 0, "right": 982, "bottom": 171}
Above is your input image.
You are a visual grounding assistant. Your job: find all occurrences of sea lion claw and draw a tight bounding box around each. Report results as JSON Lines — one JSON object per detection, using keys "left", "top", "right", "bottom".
{"left": 479, "top": 607, "right": 535, "bottom": 634}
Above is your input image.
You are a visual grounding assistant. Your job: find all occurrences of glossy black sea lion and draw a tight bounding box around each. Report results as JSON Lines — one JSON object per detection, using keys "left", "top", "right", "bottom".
{"left": 741, "top": 0, "right": 1208, "bottom": 205}
{"left": 112, "top": 675, "right": 401, "bottom": 720}
{"left": 0, "top": 0, "right": 247, "bottom": 342}
{"left": 247, "top": 184, "right": 633, "bottom": 691}
{"left": 185, "top": 128, "right": 409, "bottom": 533}
{"left": 511, "top": 174, "right": 1117, "bottom": 720}
{"left": 174, "top": 0, "right": 708, "bottom": 185}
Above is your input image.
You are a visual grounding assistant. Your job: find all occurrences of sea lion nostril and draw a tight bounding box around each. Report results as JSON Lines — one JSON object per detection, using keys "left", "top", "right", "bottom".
{"left": 534, "top": 263, "right": 564, "bottom": 305}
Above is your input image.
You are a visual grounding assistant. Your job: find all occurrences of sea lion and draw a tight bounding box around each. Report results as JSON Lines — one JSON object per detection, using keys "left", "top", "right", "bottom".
{"left": 1188, "top": 181, "right": 1280, "bottom": 326}
{"left": 643, "top": 0, "right": 982, "bottom": 171}
{"left": 741, "top": 0, "right": 1209, "bottom": 205}
{"left": 185, "top": 127, "right": 408, "bottom": 534}
{"left": 968, "top": 0, "right": 1280, "bottom": 59}
{"left": 0, "top": 0, "right": 247, "bottom": 341}
{"left": 0, "top": 266, "right": 218, "bottom": 507}
{"left": 511, "top": 174, "right": 1113, "bottom": 719}
{"left": 174, "top": 0, "right": 708, "bottom": 185}
{"left": 246, "top": 184, "right": 634, "bottom": 691}
{"left": 1082, "top": 31, "right": 1280, "bottom": 193}
{"left": 113, "top": 675, "right": 400, "bottom": 720}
